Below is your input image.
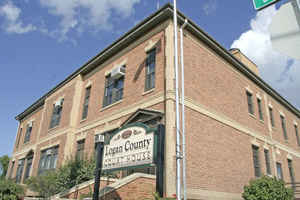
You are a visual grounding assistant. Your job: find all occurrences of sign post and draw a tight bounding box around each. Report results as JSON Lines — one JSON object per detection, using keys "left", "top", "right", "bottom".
{"left": 253, "top": 0, "right": 279, "bottom": 10}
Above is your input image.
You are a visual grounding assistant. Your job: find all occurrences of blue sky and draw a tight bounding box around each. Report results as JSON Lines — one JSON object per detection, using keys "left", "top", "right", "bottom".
{"left": 0, "top": 0, "right": 299, "bottom": 157}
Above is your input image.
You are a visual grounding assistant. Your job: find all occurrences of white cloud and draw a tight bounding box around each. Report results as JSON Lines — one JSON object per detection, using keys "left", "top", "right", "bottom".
{"left": 202, "top": 0, "right": 217, "bottom": 15}
{"left": 231, "top": 5, "right": 300, "bottom": 109}
{"left": 39, "top": 0, "right": 140, "bottom": 40}
{"left": 0, "top": 1, "right": 36, "bottom": 34}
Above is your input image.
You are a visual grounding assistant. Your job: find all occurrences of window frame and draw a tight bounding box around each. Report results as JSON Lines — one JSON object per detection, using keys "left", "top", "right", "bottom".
{"left": 288, "top": 159, "right": 296, "bottom": 190}
{"left": 252, "top": 145, "right": 261, "bottom": 178}
{"left": 257, "top": 98, "right": 264, "bottom": 121}
{"left": 269, "top": 107, "right": 275, "bottom": 127}
{"left": 49, "top": 100, "right": 64, "bottom": 129}
{"left": 23, "top": 156, "right": 33, "bottom": 181}
{"left": 246, "top": 91, "right": 254, "bottom": 115}
{"left": 38, "top": 146, "right": 59, "bottom": 174}
{"left": 82, "top": 86, "right": 91, "bottom": 120}
{"left": 145, "top": 48, "right": 156, "bottom": 91}
{"left": 295, "top": 125, "right": 300, "bottom": 147}
{"left": 276, "top": 162, "right": 284, "bottom": 180}
{"left": 76, "top": 139, "right": 85, "bottom": 160}
{"left": 24, "top": 123, "right": 33, "bottom": 143}
{"left": 15, "top": 159, "right": 25, "bottom": 183}
{"left": 280, "top": 115, "right": 288, "bottom": 140}
{"left": 16, "top": 128, "right": 22, "bottom": 148}
{"left": 103, "top": 74, "right": 124, "bottom": 107}
{"left": 264, "top": 149, "right": 271, "bottom": 175}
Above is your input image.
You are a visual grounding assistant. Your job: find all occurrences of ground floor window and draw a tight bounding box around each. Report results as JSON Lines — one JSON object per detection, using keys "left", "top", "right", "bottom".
{"left": 38, "top": 146, "right": 59, "bottom": 174}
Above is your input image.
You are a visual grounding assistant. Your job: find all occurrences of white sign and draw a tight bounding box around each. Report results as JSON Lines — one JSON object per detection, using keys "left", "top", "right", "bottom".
{"left": 102, "top": 126, "right": 155, "bottom": 171}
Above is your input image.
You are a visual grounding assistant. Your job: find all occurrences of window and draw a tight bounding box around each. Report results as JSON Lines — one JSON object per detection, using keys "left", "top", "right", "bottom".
{"left": 16, "top": 128, "right": 22, "bottom": 148}
{"left": 24, "top": 156, "right": 33, "bottom": 181}
{"left": 264, "top": 149, "right": 271, "bottom": 175}
{"left": 246, "top": 92, "right": 254, "bottom": 115}
{"left": 276, "top": 162, "right": 283, "bottom": 180}
{"left": 252, "top": 145, "right": 261, "bottom": 177}
{"left": 295, "top": 125, "right": 300, "bottom": 146}
{"left": 82, "top": 87, "right": 91, "bottom": 120}
{"left": 257, "top": 98, "right": 264, "bottom": 121}
{"left": 288, "top": 159, "right": 295, "bottom": 190}
{"left": 15, "top": 159, "right": 24, "bottom": 183}
{"left": 280, "top": 115, "right": 288, "bottom": 140}
{"left": 145, "top": 49, "right": 156, "bottom": 91}
{"left": 76, "top": 140, "right": 85, "bottom": 160}
{"left": 24, "top": 123, "right": 33, "bottom": 143}
{"left": 103, "top": 73, "right": 124, "bottom": 107}
{"left": 49, "top": 99, "right": 64, "bottom": 129}
{"left": 269, "top": 107, "right": 275, "bottom": 127}
{"left": 38, "top": 146, "right": 59, "bottom": 174}
{"left": 9, "top": 161, "right": 15, "bottom": 179}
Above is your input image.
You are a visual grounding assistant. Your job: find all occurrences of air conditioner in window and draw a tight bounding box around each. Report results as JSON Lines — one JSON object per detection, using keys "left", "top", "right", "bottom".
{"left": 111, "top": 65, "right": 125, "bottom": 79}
{"left": 46, "top": 149, "right": 52, "bottom": 155}
{"left": 95, "top": 134, "right": 105, "bottom": 143}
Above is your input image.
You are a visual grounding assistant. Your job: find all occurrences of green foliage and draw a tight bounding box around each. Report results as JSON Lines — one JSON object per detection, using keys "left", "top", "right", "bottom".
{"left": 242, "top": 176, "right": 294, "bottom": 200}
{"left": 0, "top": 178, "right": 24, "bottom": 200}
{"left": 151, "top": 192, "right": 176, "bottom": 200}
{"left": 26, "top": 156, "right": 96, "bottom": 199}
{"left": 0, "top": 155, "right": 10, "bottom": 179}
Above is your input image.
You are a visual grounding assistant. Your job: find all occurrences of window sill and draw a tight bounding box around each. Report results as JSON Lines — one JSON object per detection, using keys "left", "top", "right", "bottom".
{"left": 143, "top": 88, "right": 155, "bottom": 96}
{"left": 249, "top": 113, "right": 256, "bottom": 119}
{"left": 259, "top": 119, "right": 264, "bottom": 124}
{"left": 80, "top": 118, "right": 87, "bottom": 124}
{"left": 48, "top": 125, "right": 59, "bottom": 133}
{"left": 101, "top": 100, "right": 123, "bottom": 112}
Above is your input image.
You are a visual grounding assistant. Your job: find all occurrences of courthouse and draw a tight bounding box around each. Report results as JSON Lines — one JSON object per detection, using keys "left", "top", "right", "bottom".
{"left": 7, "top": 4, "right": 300, "bottom": 200}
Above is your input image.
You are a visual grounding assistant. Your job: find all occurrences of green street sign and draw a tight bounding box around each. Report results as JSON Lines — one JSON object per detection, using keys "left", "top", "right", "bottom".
{"left": 253, "top": 0, "right": 279, "bottom": 10}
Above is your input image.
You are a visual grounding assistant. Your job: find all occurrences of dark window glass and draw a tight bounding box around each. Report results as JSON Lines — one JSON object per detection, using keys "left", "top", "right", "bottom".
{"left": 276, "top": 162, "right": 283, "bottom": 180}
{"left": 145, "top": 49, "right": 156, "bottom": 91}
{"left": 76, "top": 139, "right": 85, "bottom": 160}
{"left": 264, "top": 149, "right": 271, "bottom": 175}
{"left": 82, "top": 87, "right": 91, "bottom": 120}
{"left": 16, "top": 128, "right": 22, "bottom": 148}
{"left": 103, "top": 74, "right": 124, "bottom": 107}
{"left": 15, "top": 159, "right": 24, "bottom": 183}
{"left": 257, "top": 98, "right": 264, "bottom": 121}
{"left": 281, "top": 115, "right": 288, "bottom": 140}
{"left": 295, "top": 125, "right": 300, "bottom": 146}
{"left": 24, "top": 156, "right": 33, "bottom": 180}
{"left": 288, "top": 159, "right": 296, "bottom": 190}
{"left": 9, "top": 161, "right": 15, "bottom": 179}
{"left": 252, "top": 145, "right": 261, "bottom": 177}
{"left": 269, "top": 107, "right": 275, "bottom": 127}
{"left": 38, "top": 146, "right": 59, "bottom": 174}
{"left": 49, "top": 100, "right": 64, "bottom": 129}
{"left": 246, "top": 92, "right": 254, "bottom": 115}
{"left": 24, "top": 123, "right": 33, "bottom": 143}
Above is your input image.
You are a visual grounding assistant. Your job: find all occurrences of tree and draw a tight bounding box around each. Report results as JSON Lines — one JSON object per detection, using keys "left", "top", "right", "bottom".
{"left": 0, "top": 155, "right": 10, "bottom": 179}
{"left": 242, "top": 176, "right": 294, "bottom": 200}
{"left": 0, "top": 178, "right": 24, "bottom": 200}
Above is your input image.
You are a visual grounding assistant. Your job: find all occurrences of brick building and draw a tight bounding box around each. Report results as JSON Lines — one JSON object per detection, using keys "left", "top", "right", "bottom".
{"left": 7, "top": 4, "right": 300, "bottom": 200}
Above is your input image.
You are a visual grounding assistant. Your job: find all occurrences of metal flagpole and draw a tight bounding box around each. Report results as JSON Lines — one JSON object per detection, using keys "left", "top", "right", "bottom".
{"left": 173, "top": 0, "right": 182, "bottom": 199}
{"left": 180, "top": 19, "right": 188, "bottom": 200}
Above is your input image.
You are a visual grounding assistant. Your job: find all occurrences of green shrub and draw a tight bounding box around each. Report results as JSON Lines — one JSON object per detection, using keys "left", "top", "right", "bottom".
{"left": 242, "top": 176, "right": 294, "bottom": 200}
{"left": 0, "top": 179, "right": 24, "bottom": 200}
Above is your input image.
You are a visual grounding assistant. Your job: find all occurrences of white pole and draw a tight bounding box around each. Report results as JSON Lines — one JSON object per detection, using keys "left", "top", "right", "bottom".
{"left": 180, "top": 19, "right": 188, "bottom": 200}
{"left": 173, "top": 0, "right": 181, "bottom": 199}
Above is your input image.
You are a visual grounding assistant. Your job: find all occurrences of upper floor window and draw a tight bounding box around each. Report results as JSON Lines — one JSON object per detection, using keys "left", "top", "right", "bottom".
{"left": 295, "top": 125, "right": 300, "bottom": 146}
{"left": 49, "top": 99, "right": 64, "bottom": 129}
{"left": 252, "top": 145, "right": 261, "bottom": 178}
{"left": 257, "top": 98, "right": 263, "bottom": 121}
{"left": 82, "top": 86, "right": 91, "bottom": 120}
{"left": 246, "top": 91, "right": 254, "bottom": 115}
{"left": 276, "top": 162, "right": 283, "bottom": 180}
{"left": 280, "top": 115, "right": 288, "bottom": 140}
{"left": 24, "top": 122, "right": 33, "bottom": 143}
{"left": 76, "top": 139, "right": 85, "bottom": 160}
{"left": 15, "top": 159, "right": 24, "bottom": 183}
{"left": 269, "top": 107, "right": 275, "bottom": 127}
{"left": 145, "top": 49, "right": 156, "bottom": 91}
{"left": 38, "top": 146, "right": 59, "bottom": 174}
{"left": 103, "top": 67, "right": 125, "bottom": 107}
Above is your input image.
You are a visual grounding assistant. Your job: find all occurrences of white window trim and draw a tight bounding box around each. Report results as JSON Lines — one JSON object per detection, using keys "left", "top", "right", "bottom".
{"left": 256, "top": 93, "right": 262, "bottom": 100}
{"left": 279, "top": 111, "right": 285, "bottom": 117}
{"left": 245, "top": 86, "right": 253, "bottom": 94}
